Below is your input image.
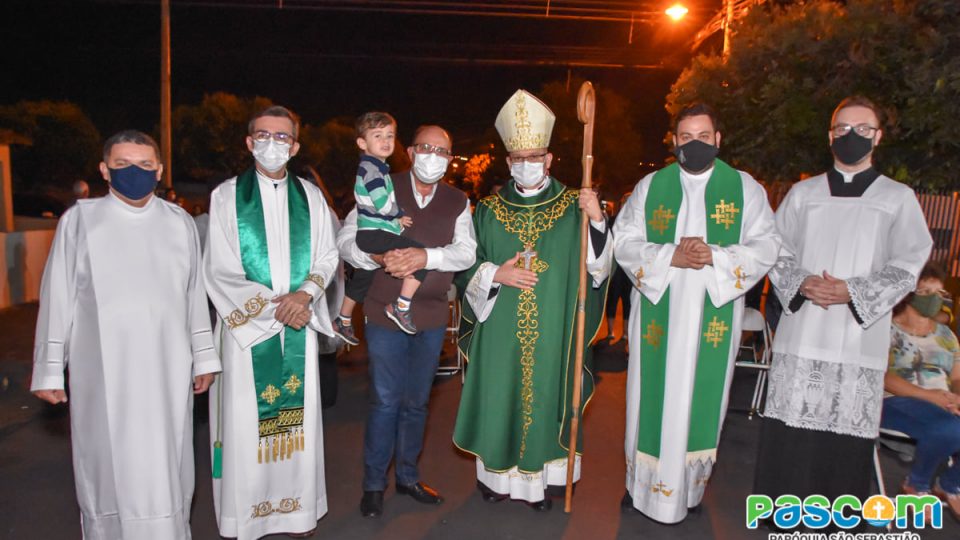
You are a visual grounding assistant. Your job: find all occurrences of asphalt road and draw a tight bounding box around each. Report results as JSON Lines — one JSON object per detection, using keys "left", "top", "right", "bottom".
{"left": 0, "top": 303, "right": 955, "bottom": 539}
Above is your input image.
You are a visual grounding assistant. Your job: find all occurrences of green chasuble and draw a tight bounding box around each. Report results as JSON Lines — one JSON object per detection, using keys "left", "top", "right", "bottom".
{"left": 454, "top": 177, "right": 608, "bottom": 473}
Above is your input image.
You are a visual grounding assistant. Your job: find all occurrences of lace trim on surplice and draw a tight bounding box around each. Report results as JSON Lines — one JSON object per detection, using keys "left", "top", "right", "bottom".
{"left": 764, "top": 352, "right": 884, "bottom": 439}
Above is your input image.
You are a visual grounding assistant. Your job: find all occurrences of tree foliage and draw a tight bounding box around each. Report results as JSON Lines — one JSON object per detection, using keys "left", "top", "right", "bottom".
{"left": 172, "top": 92, "right": 274, "bottom": 183}
{"left": 667, "top": 0, "right": 960, "bottom": 189}
{"left": 0, "top": 100, "right": 101, "bottom": 190}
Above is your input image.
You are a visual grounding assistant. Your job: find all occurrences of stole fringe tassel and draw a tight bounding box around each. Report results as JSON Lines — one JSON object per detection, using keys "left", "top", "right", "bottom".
{"left": 258, "top": 428, "right": 306, "bottom": 464}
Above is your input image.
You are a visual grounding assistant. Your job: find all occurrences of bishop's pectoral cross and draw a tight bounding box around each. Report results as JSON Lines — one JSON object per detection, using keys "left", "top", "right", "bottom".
{"left": 519, "top": 243, "right": 538, "bottom": 271}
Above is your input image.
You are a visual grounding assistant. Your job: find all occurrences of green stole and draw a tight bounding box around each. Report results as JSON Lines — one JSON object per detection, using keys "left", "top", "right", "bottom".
{"left": 637, "top": 160, "right": 743, "bottom": 461}
{"left": 236, "top": 168, "right": 311, "bottom": 464}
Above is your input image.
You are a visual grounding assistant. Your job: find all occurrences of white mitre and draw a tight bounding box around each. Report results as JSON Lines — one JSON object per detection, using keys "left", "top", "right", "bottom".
{"left": 494, "top": 89, "right": 556, "bottom": 152}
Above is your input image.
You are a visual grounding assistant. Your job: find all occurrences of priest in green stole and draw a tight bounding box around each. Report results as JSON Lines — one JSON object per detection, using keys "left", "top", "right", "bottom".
{"left": 204, "top": 106, "right": 339, "bottom": 540}
{"left": 612, "top": 103, "right": 780, "bottom": 523}
{"left": 454, "top": 89, "right": 613, "bottom": 511}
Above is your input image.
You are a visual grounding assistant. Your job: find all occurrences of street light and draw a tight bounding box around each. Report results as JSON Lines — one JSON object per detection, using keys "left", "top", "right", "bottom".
{"left": 665, "top": 3, "right": 689, "bottom": 21}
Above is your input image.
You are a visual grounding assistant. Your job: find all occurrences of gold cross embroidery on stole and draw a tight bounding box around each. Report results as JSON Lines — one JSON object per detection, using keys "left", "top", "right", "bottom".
{"left": 260, "top": 384, "right": 281, "bottom": 405}
{"left": 650, "top": 205, "right": 676, "bottom": 235}
{"left": 284, "top": 374, "right": 302, "bottom": 395}
{"left": 703, "top": 316, "right": 729, "bottom": 348}
{"left": 710, "top": 199, "right": 740, "bottom": 230}
{"left": 643, "top": 320, "right": 663, "bottom": 348}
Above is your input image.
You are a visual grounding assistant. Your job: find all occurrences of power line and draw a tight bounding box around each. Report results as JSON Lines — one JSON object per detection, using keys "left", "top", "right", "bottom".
{"left": 94, "top": 0, "right": 712, "bottom": 24}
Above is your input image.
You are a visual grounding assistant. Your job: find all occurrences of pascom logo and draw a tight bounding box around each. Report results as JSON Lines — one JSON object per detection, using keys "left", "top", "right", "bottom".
{"left": 745, "top": 494, "right": 943, "bottom": 530}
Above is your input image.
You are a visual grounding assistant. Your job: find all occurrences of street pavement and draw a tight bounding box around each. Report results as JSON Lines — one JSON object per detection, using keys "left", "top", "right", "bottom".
{"left": 1, "top": 302, "right": 956, "bottom": 539}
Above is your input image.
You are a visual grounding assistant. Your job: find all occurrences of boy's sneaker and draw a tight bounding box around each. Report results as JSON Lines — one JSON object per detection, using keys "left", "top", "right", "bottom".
{"left": 333, "top": 317, "right": 360, "bottom": 346}
{"left": 385, "top": 302, "right": 417, "bottom": 335}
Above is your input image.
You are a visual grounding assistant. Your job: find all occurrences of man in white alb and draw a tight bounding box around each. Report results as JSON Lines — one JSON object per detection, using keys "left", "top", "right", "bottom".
{"left": 204, "top": 105, "right": 339, "bottom": 540}
{"left": 31, "top": 130, "right": 220, "bottom": 539}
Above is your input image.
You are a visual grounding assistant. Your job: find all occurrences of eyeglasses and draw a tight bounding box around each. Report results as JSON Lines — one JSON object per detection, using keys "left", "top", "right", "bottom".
{"left": 510, "top": 153, "right": 548, "bottom": 163}
{"left": 831, "top": 124, "right": 879, "bottom": 138}
{"left": 412, "top": 143, "right": 452, "bottom": 157}
{"left": 251, "top": 130, "right": 295, "bottom": 145}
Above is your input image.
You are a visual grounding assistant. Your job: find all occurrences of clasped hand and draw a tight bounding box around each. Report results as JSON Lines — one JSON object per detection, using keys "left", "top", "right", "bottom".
{"left": 671, "top": 237, "right": 713, "bottom": 269}
{"left": 273, "top": 291, "right": 312, "bottom": 329}
{"left": 376, "top": 248, "right": 428, "bottom": 279}
{"left": 800, "top": 271, "right": 851, "bottom": 309}
{"left": 927, "top": 388, "right": 960, "bottom": 415}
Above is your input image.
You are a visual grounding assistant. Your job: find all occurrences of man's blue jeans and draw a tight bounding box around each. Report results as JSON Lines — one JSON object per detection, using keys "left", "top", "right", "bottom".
{"left": 362, "top": 322, "right": 445, "bottom": 491}
{"left": 881, "top": 395, "right": 960, "bottom": 493}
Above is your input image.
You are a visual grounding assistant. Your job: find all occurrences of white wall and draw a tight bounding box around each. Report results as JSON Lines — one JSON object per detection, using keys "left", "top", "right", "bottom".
{"left": 1, "top": 229, "right": 56, "bottom": 309}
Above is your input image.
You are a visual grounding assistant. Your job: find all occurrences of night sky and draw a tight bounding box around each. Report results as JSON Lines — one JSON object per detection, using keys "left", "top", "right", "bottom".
{"left": 3, "top": 0, "right": 721, "bottom": 162}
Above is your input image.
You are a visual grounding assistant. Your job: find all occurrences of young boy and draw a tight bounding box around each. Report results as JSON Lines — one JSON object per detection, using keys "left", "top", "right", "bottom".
{"left": 334, "top": 112, "right": 427, "bottom": 343}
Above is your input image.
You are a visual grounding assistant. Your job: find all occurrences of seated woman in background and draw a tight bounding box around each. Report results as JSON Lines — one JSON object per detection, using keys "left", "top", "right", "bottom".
{"left": 883, "top": 262, "right": 960, "bottom": 519}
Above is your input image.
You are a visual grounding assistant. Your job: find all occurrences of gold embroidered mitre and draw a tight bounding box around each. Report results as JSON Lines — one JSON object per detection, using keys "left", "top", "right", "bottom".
{"left": 494, "top": 89, "right": 556, "bottom": 152}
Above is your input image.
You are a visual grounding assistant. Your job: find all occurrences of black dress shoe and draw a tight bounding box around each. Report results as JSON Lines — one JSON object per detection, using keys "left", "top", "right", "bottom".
{"left": 396, "top": 482, "right": 444, "bottom": 504}
{"left": 621, "top": 491, "right": 639, "bottom": 513}
{"left": 529, "top": 498, "right": 553, "bottom": 512}
{"left": 360, "top": 490, "right": 383, "bottom": 518}
{"left": 544, "top": 484, "right": 574, "bottom": 498}
{"left": 476, "top": 480, "right": 508, "bottom": 503}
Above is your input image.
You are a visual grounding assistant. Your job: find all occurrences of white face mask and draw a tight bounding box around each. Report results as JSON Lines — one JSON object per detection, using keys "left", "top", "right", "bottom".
{"left": 252, "top": 139, "right": 291, "bottom": 173}
{"left": 413, "top": 152, "right": 448, "bottom": 184}
{"left": 510, "top": 161, "right": 546, "bottom": 188}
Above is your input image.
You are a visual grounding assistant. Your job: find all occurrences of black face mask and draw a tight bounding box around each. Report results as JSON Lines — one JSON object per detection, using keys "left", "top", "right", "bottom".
{"left": 674, "top": 140, "right": 719, "bottom": 173}
{"left": 831, "top": 132, "right": 873, "bottom": 166}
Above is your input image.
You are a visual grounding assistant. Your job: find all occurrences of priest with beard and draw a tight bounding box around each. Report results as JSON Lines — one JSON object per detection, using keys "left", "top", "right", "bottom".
{"left": 754, "top": 96, "right": 933, "bottom": 518}
{"left": 613, "top": 103, "right": 780, "bottom": 523}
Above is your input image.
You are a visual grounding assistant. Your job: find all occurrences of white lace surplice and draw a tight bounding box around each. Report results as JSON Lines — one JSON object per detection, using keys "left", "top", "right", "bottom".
{"left": 766, "top": 174, "right": 932, "bottom": 439}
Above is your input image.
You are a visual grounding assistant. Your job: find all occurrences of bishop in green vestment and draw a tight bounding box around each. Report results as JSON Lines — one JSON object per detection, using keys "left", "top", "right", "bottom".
{"left": 454, "top": 89, "right": 613, "bottom": 510}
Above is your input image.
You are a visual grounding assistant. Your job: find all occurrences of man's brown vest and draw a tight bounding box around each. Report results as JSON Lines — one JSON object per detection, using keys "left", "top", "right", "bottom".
{"left": 365, "top": 171, "right": 468, "bottom": 331}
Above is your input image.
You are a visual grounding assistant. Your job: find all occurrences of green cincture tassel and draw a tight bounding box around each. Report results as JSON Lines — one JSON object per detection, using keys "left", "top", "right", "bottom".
{"left": 212, "top": 441, "right": 223, "bottom": 479}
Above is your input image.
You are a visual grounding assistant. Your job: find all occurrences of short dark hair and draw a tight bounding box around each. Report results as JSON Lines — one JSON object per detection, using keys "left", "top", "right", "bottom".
{"left": 673, "top": 102, "right": 719, "bottom": 133}
{"left": 355, "top": 112, "right": 396, "bottom": 138}
{"left": 102, "top": 130, "right": 161, "bottom": 162}
{"left": 831, "top": 96, "right": 883, "bottom": 126}
{"left": 248, "top": 105, "right": 300, "bottom": 139}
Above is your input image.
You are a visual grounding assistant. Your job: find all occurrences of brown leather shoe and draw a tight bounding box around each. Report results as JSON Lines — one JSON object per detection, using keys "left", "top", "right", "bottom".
{"left": 287, "top": 527, "right": 317, "bottom": 538}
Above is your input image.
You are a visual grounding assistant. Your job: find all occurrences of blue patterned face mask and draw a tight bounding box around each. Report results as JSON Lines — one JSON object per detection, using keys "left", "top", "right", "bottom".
{"left": 910, "top": 293, "right": 943, "bottom": 319}
{"left": 109, "top": 164, "right": 158, "bottom": 200}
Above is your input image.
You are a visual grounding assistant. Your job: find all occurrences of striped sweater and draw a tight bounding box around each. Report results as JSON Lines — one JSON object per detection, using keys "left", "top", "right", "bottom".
{"left": 355, "top": 154, "right": 404, "bottom": 234}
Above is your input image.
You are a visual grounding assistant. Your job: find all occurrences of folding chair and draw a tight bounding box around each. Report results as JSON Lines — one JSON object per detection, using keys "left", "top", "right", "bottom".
{"left": 436, "top": 284, "right": 463, "bottom": 378}
{"left": 874, "top": 428, "right": 917, "bottom": 530}
{"left": 734, "top": 307, "right": 773, "bottom": 419}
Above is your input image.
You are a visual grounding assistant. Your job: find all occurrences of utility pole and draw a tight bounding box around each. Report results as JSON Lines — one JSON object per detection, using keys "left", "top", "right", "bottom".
{"left": 722, "top": 0, "right": 734, "bottom": 58}
{"left": 160, "top": 0, "right": 172, "bottom": 189}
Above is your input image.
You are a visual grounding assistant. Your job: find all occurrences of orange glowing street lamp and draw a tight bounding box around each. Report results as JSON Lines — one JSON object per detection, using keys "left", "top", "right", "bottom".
{"left": 665, "top": 3, "right": 689, "bottom": 21}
